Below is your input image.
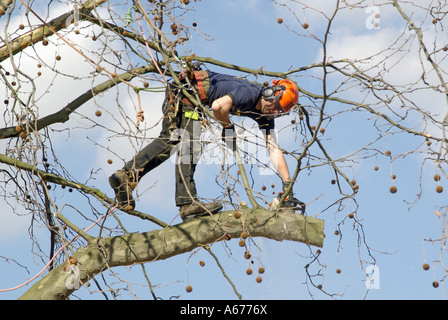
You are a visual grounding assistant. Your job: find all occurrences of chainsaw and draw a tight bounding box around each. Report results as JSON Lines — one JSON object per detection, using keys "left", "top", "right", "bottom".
{"left": 269, "top": 191, "right": 306, "bottom": 214}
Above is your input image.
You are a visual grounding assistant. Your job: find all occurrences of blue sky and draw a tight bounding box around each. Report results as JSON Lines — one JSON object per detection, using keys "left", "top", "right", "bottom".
{"left": 0, "top": 0, "right": 447, "bottom": 300}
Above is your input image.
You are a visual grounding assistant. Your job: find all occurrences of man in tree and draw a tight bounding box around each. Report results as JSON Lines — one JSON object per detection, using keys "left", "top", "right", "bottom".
{"left": 109, "top": 68, "right": 299, "bottom": 221}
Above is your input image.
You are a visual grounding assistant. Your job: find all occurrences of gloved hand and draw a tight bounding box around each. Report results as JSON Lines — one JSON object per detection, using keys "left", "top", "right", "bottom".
{"left": 269, "top": 180, "right": 306, "bottom": 214}
{"left": 221, "top": 124, "right": 236, "bottom": 149}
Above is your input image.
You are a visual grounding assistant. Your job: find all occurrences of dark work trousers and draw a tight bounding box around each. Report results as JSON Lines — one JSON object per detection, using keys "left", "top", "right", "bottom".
{"left": 124, "top": 101, "right": 202, "bottom": 207}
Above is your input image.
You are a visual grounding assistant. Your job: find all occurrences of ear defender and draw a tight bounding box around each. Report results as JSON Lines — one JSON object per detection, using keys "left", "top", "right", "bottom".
{"left": 262, "top": 85, "right": 285, "bottom": 101}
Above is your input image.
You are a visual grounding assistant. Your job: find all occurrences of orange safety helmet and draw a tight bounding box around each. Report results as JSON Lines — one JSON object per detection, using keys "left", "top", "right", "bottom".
{"left": 263, "top": 79, "right": 299, "bottom": 112}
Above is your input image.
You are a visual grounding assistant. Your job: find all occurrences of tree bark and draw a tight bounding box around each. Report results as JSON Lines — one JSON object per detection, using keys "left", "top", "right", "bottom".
{"left": 18, "top": 207, "right": 324, "bottom": 300}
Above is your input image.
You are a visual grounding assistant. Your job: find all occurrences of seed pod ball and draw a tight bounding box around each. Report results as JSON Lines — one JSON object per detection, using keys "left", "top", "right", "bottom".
{"left": 69, "top": 256, "right": 77, "bottom": 265}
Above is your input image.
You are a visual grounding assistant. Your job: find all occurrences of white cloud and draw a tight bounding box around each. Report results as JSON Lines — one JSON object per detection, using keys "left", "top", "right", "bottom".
{"left": 301, "top": 0, "right": 448, "bottom": 152}
{"left": 314, "top": 10, "right": 448, "bottom": 109}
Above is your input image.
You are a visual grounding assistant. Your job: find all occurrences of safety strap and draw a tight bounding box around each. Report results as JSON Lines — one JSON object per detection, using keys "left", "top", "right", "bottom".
{"left": 193, "top": 70, "right": 209, "bottom": 103}
{"left": 180, "top": 70, "right": 209, "bottom": 106}
{"left": 166, "top": 70, "right": 210, "bottom": 114}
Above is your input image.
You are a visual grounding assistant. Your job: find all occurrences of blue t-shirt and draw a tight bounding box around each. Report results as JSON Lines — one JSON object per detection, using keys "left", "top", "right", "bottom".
{"left": 207, "top": 71, "right": 274, "bottom": 133}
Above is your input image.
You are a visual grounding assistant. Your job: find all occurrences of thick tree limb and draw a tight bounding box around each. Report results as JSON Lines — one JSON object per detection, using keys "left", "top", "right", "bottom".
{"left": 18, "top": 207, "right": 324, "bottom": 300}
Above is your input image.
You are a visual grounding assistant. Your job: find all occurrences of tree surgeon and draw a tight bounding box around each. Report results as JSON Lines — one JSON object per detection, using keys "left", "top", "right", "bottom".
{"left": 109, "top": 67, "right": 300, "bottom": 221}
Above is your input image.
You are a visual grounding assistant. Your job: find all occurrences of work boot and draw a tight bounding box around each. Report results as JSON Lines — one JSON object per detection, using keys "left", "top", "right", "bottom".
{"left": 109, "top": 169, "right": 136, "bottom": 210}
{"left": 179, "top": 200, "right": 223, "bottom": 221}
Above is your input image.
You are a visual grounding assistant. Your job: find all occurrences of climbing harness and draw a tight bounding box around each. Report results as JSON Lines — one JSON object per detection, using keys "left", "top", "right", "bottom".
{"left": 166, "top": 63, "right": 210, "bottom": 135}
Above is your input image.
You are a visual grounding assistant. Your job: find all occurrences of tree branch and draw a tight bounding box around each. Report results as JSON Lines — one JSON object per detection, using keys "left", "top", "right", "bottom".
{"left": 0, "top": 0, "right": 109, "bottom": 62}
{"left": 0, "top": 64, "right": 158, "bottom": 139}
{"left": 18, "top": 207, "right": 324, "bottom": 300}
{"left": 0, "top": 152, "right": 168, "bottom": 227}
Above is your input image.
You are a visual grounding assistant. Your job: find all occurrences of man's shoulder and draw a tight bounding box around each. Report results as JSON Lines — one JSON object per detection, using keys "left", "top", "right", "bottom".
{"left": 209, "top": 71, "right": 260, "bottom": 86}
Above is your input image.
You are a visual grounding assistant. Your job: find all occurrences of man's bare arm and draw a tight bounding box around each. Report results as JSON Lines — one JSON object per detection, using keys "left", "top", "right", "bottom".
{"left": 211, "top": 95, "right": 233, "bottom": 128}
{"left": 266, "top": 132, "right": 291, "bottom": 182}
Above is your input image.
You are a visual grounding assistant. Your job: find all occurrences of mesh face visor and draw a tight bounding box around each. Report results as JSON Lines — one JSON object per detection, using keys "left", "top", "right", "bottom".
{"left": 274, "top": 97, "right": 285, "bottom": 113}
